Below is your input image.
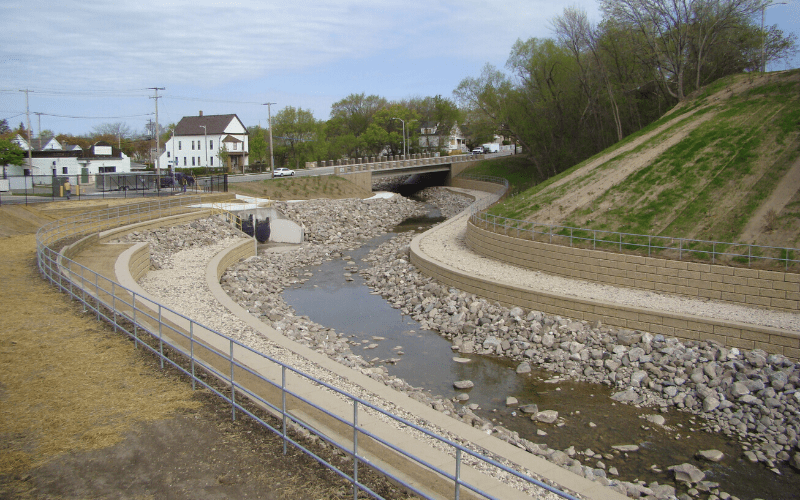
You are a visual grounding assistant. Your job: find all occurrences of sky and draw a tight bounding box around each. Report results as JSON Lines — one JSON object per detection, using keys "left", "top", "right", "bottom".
{"left": 1, "top": 0, "right": 799, "bottom": 137}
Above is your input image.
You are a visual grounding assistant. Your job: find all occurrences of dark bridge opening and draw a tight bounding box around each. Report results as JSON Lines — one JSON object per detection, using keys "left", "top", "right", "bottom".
{"left": 374, "top": 171, "right": 450, "bottom": 197}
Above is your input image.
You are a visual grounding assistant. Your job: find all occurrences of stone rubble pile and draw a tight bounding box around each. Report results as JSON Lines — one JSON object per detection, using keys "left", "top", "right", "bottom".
{"left": 111, "top": 217, "right": 243, "bottom": 269}
{"left": 359, "top": 229, "right": 800, "bottom": 496}
{"left": 133, "top": 188, "right": 799, "bottom": 499}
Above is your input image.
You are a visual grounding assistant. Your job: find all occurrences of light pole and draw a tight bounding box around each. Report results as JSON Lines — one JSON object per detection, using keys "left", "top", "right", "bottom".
{"left": 200, "top": 125, "right": 208, "bottom": 171}
{"left": 762, "top": 1, "right": 788, "bottom": 72}
{"left": 263, "top": 102, "right": 276, "bottom": 178}
{"left": 391, "top": 117, "right": 406, "bottom": 157}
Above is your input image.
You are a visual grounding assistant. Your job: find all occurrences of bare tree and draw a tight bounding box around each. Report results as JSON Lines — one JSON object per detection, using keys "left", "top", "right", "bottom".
{"left": 601, "top": 0, "right": 764, "bottom": 100}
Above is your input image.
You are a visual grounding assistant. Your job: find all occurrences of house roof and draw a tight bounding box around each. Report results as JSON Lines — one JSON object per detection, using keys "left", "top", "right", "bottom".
{"left": 221, "top": 134, "right": 242, "bottom": 143}
{"left": 174, "top": 114, "right": 246, "bottom": 136}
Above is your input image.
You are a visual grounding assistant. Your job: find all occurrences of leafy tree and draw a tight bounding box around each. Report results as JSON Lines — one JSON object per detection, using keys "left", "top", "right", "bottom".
{"left": 273, "top": 106, "right": 326, "bottom": 169}
{"left": 1, "top": 138, "right": 25, "bottom": 178}
{"left": 248, "top": 125, "right": 269, "bottom": 167}
{"left": 217, "top": 143, "right": 230, "bottom": 172}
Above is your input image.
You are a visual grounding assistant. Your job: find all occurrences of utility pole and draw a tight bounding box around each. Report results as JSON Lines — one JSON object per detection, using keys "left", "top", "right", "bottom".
{"left": 21, "top": 89, "right": 32, "bottom": 174}
{"left": 263, "top": 102, "right": 276, "bottom": 178}
{"left": 149, "top": 87, "right": 165, "bottom": 178}
{"left": 34, "top": 112, "right": 42, "bottom": 138}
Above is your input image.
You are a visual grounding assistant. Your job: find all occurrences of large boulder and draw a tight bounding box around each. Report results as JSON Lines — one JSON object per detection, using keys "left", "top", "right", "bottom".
{"left": 669, "top": 463, "right": 706, "bottom": 484}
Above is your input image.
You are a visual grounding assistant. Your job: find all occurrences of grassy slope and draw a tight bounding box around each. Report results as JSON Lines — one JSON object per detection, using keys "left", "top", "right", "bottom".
{"left": 466, "top": 71, "right": 800, "bottom": 248}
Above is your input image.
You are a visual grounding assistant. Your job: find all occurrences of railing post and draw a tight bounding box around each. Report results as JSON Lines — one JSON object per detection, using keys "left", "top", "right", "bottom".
{"left": 158, "top": 304, "right": 164, "bottom": 369}
{"left": 95, "top": 273, "right": 100, "bottom": 320}
{"left": 680, "top": 239, "right": 683, "bottom": 260}
{"left": 619, "top": 232, "right": 622, "bottom": 252}
{"left": 132, "top": 293, "right": 138, "bottom": 348}
{"left": 748, "top": 245, "right": 752, "bottom": 267}
{"left": 570, "top": 228, "right": 573, "bottom": 247}
{"left": 190, "top": 321, "right": 195, "bottom": 390}
{"left": 112, "top": 282, "right": 117, "bottom": 332}
{"left": 713, "top": 242, "right": 716, "bottom": 264}
{"left": 81, "top": 265, "right": 86, "bottom": 312}
{"left": 593, "top": 230, "right": 596, "bottom": 250}
{"left": 455, "top": 448, "right": 462, "bottom": 500}
{"left": 649, "top": 235, "right": 651, "bottom": 257}
{"left": 353, "top": 400, "right": 359, "bottom": 500}
{"left": 230, "top": 339, "right": 236, "bottom": 421}
{"left": 282, "top": 365, "right": 287, "bottom": 455}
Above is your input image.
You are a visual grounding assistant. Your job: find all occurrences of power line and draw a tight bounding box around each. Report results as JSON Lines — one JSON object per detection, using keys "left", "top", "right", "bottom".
{"left": 34, "top": 112, "right": 155, "bottom": 119}
{"left": 164, "top": 95, "right": 267, "bottom": 105}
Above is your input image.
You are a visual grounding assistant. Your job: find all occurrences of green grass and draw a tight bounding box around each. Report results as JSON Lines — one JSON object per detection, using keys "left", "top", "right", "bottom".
{"left": 466, "top": 72, "right": 800, "bottom": 258}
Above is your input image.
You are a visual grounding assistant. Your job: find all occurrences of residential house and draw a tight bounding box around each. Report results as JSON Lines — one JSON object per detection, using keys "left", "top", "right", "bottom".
{"left": 7, "top": 136, "right": 131, "bottom": 176}
{"left": 418, "top": 122, "right": 467, "bottom": 154}
{"left": 159, "top": 112, "right": 249, "bottom": 172}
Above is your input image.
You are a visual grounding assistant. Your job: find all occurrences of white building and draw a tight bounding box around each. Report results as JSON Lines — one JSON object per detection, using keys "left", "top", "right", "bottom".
{"left": 418, "top": 122, "right": 467, "bottom": 153}
{"left": 7, "top": 136, "right": 131, "bottom": 176}
{"left": 159, "top": 112, "right": 249, "bottom": 172}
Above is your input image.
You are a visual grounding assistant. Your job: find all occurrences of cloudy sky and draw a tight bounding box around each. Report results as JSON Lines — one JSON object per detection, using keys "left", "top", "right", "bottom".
{"left": 1, "top": 0, "right": 798, "bottom": 136}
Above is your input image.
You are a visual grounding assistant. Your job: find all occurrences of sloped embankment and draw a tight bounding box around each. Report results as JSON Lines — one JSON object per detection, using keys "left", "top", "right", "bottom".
{"left": 495, "top": 71, "right": 800, "bottom": 248}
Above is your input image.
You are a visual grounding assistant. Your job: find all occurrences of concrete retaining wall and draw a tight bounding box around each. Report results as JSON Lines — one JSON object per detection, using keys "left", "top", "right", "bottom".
{"left": 466, "top": 221, "right": 800, "bottom": 312}
{"left": 214, "top": 238, "right": 256, "bottom": 281}
{"left": 410, "top": 233, "right": 800, "bottom": 360}
{"left": 128, "top": 242, "right": 150, "bottom": 282}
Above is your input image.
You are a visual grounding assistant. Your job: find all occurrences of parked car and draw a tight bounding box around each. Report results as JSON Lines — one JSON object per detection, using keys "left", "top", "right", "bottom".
{"left": 273, "top": 167, "right": 295, "bottom": 177}
{"left": 471, "top": 146, "right": 485, "bottom": 155}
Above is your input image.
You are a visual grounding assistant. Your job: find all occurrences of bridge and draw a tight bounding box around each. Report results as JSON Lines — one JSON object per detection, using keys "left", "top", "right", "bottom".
{"left": 306, "top": 153, "right": 488, "bottom": 191}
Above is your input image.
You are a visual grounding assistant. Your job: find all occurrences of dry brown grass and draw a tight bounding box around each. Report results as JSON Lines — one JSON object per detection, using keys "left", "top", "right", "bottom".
{"left": 0, "top": 233, "right": 200, "bottom": 475}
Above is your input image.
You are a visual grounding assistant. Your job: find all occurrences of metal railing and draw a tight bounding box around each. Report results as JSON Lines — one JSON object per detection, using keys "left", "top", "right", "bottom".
{"left": 35, "top": 196, "right": 580, "bottom": 500}
{"left": 469, "top": 185, "right": 800, "bottom": 271}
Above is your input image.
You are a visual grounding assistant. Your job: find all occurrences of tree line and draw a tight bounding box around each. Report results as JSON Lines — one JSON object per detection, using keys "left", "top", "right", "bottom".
{"left": 455, "top": 0, "right": 796, "bottom": 180}
{"left": 3, "top": 1, "right": 795, "bottom": 176}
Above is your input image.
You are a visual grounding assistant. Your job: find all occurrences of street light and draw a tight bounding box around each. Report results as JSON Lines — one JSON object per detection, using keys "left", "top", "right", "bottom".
{"left": 200, "top": 124, "right": 208, "bottom": 172}
{"left": 263, "top": 102, "right": 276, "bottom": 178}
{"left": 391, "top": 117, "right": 406, "bottom": 158}
{"left": 761, "top": 1, "right": 788, "bottom": 72}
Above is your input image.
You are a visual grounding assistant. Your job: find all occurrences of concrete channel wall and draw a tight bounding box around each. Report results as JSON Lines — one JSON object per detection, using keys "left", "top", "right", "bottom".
{"left": 406, "top": 191, "right": 800, "bottom": 361}
{"left": 98, "top": 213, "right": 626, "bottom": 500}
{"left": 467, "top": 221, "right": 800, "bottom": 312}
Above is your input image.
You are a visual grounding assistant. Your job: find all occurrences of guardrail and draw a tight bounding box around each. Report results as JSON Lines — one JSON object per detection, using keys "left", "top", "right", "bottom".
{"left": 334, "top": 154, "right": 481, "bottom": 175}
{"left": 35, "top": 196, "right": 580, "bottom": 500}
{"left": 471, "top": 197, "right": 800, "bottom": 271}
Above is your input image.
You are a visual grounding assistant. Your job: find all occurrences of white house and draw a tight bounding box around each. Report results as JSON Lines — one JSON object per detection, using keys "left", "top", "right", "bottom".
{"left": 418, "top": 122, "right": 467, "bottom": 153}
{"left": 159, "top": 112, "right": 249, "bottom": 172}
{"left": 6, "top": 137, "right": 131, "bottom": 177}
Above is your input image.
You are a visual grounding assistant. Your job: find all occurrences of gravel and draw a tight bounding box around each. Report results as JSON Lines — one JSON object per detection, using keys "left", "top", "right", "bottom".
{"left": 126, "top": 186, "right": 800, "bottom": 499}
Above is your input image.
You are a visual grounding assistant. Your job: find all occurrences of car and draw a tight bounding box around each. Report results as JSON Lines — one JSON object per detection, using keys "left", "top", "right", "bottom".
{"left": 471, "top": 146, "right": 485, "bottom": 155}
{"left": 273, "top": 167, "right": 295, "bottom": 177}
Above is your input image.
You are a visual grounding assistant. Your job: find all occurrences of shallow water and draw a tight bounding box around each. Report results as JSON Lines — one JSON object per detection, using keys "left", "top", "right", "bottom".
{"left": 282, "top": 215, "right": 800, "bottom": 499}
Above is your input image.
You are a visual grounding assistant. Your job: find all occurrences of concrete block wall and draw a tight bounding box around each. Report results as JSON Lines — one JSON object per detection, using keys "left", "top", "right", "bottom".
{"left": 410, "top": 236, "right": 800, "bottom": 360}
{"left": 128, "top": 243, "right": 151, "bottom": 282}
{"left": 466, "top": 220, "right": 800, "bottom": 313}
{"left": 215, "top": 238, "right": 256, "bottom": 281}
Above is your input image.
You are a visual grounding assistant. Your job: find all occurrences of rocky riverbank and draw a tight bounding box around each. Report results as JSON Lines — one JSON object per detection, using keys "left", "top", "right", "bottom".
{"left": 127, "top": 187, "right": 799, "bottom": 499}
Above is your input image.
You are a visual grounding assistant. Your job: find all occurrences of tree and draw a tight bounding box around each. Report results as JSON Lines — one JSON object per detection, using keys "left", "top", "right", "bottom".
{"left": 248, "top": 125, "right": 269, "bottom": 168}
{"left": 0, "top": 119, "right": 13, "bottom": 137}
{"left": 0, "top": 138, "right": 25, "bottom": 178}
{"left": 600, "top": 0, "right": 765, "bottom": 100}
{"left": 273, "top": 106, "right": 325, "bottom": 169}
{"left": 217, "top": 143, "right": 230, "bottom": 172}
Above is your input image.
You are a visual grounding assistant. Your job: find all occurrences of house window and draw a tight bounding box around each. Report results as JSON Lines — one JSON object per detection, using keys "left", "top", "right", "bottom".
{"left": 99, "top": 166, "right": 116, "bottom": 173}
{"left": 192, "top": 157, "right": 195, "bottom": 166}
{"left": 209, "top": 140, "right": 213, "bottom": 150}
{"left": 211, "top": 157, "right": 213, "bottom": 166}
{"left": 167, "top": 151, "right": 170, "bottom": 158}
{"left": 62, "top": 167, "right": 68, "bottom": 174}
{"left": 233, "top": 143, "right": 238, "bottom": 151}
{"left": 178, "top": 141, "right": 181, "bottom": 150}
{"left": 183, "top": 157, "right": 187, "bottom": 166}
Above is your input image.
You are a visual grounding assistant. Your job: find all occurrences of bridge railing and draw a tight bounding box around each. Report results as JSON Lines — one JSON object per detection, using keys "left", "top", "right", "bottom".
{"left": 330, "top": 153, "right": 482, "bottom": 174}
